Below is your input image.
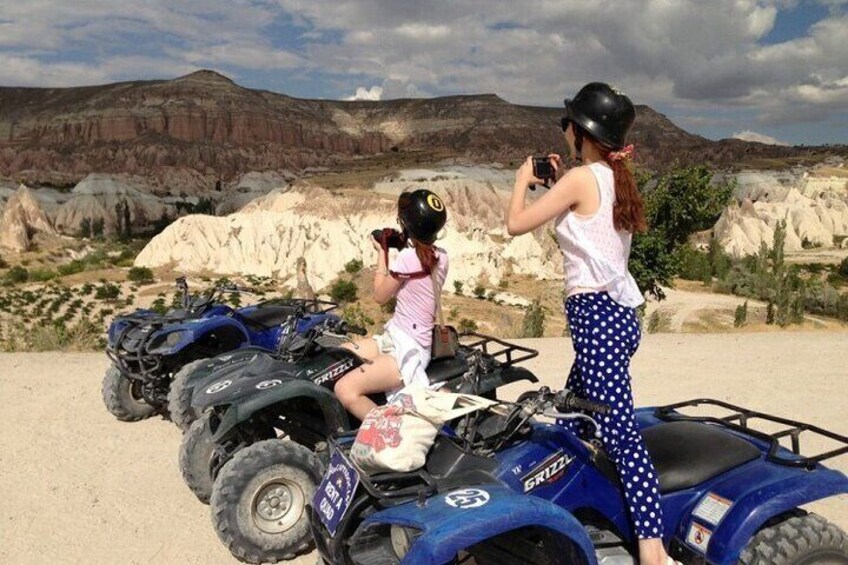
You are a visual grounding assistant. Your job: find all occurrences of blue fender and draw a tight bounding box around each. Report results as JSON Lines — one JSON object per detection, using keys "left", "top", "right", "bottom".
{"left": 705, "top": 466, "right": 848, "bottom": 565}
{"left": 148, "top": 316, "right": 250, "bottom": 355}
{"left": 362, "top": 485, "right": 596, "bottom": 564}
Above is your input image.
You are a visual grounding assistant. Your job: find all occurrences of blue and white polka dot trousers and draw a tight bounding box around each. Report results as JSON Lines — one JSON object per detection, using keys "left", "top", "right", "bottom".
{"left": 563, "top": 292, "right": 664, "bottom": 540}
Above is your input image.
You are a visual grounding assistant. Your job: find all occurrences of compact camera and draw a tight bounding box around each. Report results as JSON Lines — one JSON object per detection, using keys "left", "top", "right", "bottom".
{"left": 371, "top": 228, "right": 408, "bottom": 250}
{"left": 532, "top": 156, "right": 555, "bottom": 181}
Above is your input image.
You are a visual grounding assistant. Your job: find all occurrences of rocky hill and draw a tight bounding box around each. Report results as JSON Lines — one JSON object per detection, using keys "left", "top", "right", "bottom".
{"left": 3, "top": 70, "right": 845, "bottom": 191}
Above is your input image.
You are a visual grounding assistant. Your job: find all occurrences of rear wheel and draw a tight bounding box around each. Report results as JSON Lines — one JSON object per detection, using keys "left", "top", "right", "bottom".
{"left": 210, "top": 439, "right": 324, "bottom": 564}
{"left": 168, "top": 358, "right": 209, "bottom": 431}
{"left": 738, "top": 513, "right": 848, "bottom": 564}
{"left": 101, "top": 365, "right": 157, "bottom": 422}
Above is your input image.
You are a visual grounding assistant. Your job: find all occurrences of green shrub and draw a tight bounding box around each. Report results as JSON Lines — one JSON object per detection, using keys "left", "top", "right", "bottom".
{"left": 380, "top": 296, "right": 397, "bottom": 315}
{"left": 0, "top": 256, "right": 7, "bottom": 268}
{"left": 342, "top": 303, "right": 374, "bottom": 328}
{"left": 838, "top": 257, "right": 848, "bottom": 279}
{"left": 453, "top": 280, "right": 464, "bottom": 296}
{"left": 458, "top": 318, "right": 478, "bottom": 333}
{"left": 645, "top": 309, "right": 673, "bottom": 333}
{"left": 472, "top": 284, "right": 486, "bottom": 300}
{"left": 733, "top": 301, "right": 748, "bottom": 328}
{"left": 344, "top": 258, "right": 364, "bottom": 274}
{"left": 676, "top": 246, "right": 712, "bottom": 282}
{"left": 29, "top": 268, "right": 57, "bottom": 282}
{"left": 4, "top": 266, "right": 28, "bottom": 285}
{"left": 329, "top": 279, "right": 358, "bottom": 303}
{"left": 127, "top": 266, "right": 154, "bottom": 284}
{"left": 520, "top": 299, "right": 546, "bottom": 338}
{"left": 94, "top": 283, "right": 120, "bottom": 301}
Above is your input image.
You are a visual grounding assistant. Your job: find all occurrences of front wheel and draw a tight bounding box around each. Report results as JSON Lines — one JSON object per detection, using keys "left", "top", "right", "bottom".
{"left": 179, "top": 413, "right": 218, "bottom": 504}
{"left": 210, "top": 439, "right": 324, "bottom": 564}
{"left": 738, "top": 513, "right": 848, "bottom": 564}
{"left": 101, "top": 365, "right": 157, "bottom": 422}
{"left": 168, "top": 358, "right": 209, "bottom": 431}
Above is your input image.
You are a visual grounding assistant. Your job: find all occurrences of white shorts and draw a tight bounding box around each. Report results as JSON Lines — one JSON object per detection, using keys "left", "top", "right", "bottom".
{"left": 374, "top": 323, "right": 433, "bottom": 396}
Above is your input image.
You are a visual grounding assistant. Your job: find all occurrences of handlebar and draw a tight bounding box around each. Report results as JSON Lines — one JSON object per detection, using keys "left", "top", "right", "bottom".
{"left": 554, "top": 390, "right": 612, "bottom": 416}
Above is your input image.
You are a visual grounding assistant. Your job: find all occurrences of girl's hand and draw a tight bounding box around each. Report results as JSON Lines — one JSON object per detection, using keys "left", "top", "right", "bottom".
{"left": 549, "top": 153, "right": 566, "bottom": 181}
{"left": 515, "top": 156, "right": 543, "bottom": 187}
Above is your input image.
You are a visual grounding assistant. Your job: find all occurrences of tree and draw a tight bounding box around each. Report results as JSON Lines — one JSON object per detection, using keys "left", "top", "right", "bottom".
{"left": 520, "top": 299, "right": 546, "bottom": 338}
{"left": 127, "top": 266, "right": 154, "bottom": 284}
{"left": 733, "top": 301, "right": 748, "bottom": 328}
{"left": 629, "top": 167, "right": 734, "bottom": 300}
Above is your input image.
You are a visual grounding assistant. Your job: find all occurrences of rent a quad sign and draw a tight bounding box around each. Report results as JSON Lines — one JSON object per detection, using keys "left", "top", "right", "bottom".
{"left": 313, "top": 449, "right": 360, "bottom": 536}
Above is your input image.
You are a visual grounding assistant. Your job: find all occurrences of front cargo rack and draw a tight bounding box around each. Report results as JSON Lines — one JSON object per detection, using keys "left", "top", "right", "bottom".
{"left": 460, "top": 332, "right": 539, "bottom": 367}
{"left": 655, "top": 398, "right": 848, "bottom": 470}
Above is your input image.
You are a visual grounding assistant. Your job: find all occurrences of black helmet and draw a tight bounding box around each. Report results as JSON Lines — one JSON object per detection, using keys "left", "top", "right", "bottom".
{"left": 397, "top": 189, "right": 446, "bottom": 244}
{"left": 564, "top": 82, "right": 635, "bottom": 150}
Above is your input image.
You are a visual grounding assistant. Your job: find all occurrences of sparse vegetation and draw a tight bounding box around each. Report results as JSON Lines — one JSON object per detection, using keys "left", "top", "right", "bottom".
{"left": 733, "top": 301, "right": 748, "bottom": 328}
{"left": 646, "top": 308, "right": 673, "bottom": 333}
{"left": 458, "top": 318, "right": 478, "bottom": 333}
{"left": 342, "top": 303, "right": 374, "bottom": 328}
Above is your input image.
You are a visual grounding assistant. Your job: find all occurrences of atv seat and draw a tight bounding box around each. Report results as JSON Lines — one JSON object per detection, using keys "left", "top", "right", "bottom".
{"left": 238, "top": 304, "right": 297, "bottom": 330}
{"left": 593, "top": 421, "right": 760, "bottom": 494}
{"left": 425, "top": 356, "right": 470, "bottom": 385}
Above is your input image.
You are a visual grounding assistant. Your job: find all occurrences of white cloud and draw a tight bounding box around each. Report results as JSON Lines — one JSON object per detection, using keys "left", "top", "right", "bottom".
{"left": 1, "top": 0, "right": 847, "bottom": 141}
{"left": 345, "top": 86, "right": 383, "bottom": 101}
{"left": 732, "top": 130, "right": 790, "bottom": 145}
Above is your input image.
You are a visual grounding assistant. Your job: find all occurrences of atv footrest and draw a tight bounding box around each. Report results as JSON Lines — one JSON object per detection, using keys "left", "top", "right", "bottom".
{"left": 655, "top": 398, "right": 848, "bottom": 469}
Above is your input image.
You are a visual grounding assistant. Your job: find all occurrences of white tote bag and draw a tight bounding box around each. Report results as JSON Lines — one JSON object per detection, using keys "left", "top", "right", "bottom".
{"left": 350, "top": 386, "right": 496, "bottom": 474}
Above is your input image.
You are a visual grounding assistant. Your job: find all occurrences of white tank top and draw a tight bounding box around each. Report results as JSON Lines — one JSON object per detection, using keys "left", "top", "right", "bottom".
{"left": 554, "top": 162, "right": 645, "bottom": 308}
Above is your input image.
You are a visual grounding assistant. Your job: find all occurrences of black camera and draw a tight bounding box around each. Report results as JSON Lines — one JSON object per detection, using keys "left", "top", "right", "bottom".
{"left": 371, "top": 228, "right": 408, "bottom": 250}
{"left": 532, "top": 156, "right": 555, "bottom": 181}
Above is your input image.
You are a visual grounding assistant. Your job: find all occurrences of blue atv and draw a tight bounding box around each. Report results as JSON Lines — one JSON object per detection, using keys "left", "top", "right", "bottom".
{"left": 101, "top": 276, "right": 336, "bottom": 424}
{"left": 309, "top": 389, "right": 848, "bottom": 564}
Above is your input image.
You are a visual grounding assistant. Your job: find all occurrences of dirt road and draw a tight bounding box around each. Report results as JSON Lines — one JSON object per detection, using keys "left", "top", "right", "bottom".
{"left": 1, "top": 332, "right": 846, "bottom": 564}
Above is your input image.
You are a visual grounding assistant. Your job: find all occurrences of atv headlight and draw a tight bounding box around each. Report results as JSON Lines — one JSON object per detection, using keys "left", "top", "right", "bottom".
{"left": 390, "top": 525, "right": 421, "bottom": 560}
{"left": 147, "top": 331, "right": 186, "bottom": 354}
{"left": 349, "top": 523, "right": 422, "bottom": 564}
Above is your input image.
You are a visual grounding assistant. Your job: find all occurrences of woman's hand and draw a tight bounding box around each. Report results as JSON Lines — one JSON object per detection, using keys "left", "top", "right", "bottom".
{"left": 549, "top": 153, "right": 566, "bottom": 181}
{"left": 515, "top": 156, "right": 543, "bottom": 188}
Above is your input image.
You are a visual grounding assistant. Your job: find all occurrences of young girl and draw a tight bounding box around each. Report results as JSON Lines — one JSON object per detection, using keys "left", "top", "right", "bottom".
{"left": 506, "top": 82, "right": 676, "bottom": 565}
{"left": 334, "top": 189, "right": 449, "bottom": 420}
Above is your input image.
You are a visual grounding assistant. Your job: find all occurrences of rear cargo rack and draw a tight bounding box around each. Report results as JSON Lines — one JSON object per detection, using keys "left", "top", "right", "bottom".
{"left": 460, "top": 332, "right": 538, "bottom": 367}
{"left": 655, "top": 398, "right": 848, "bottom": 470}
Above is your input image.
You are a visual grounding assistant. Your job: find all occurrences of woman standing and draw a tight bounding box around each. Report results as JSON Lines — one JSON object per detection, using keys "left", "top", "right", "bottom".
{"left": 335, "top": 189, "right": 449, "bottom": 420}
{"left": 506, "top": 82, "right": 675, "bottom": 565}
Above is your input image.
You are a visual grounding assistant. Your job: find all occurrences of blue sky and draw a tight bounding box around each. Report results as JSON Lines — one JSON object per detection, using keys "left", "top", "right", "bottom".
{"left": 1, "top": 0, "right": 847, "bottom": 146}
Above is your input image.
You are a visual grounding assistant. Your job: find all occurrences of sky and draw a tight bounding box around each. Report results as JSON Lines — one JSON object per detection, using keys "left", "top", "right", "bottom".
{"left": 1, "top": 0, "right": 846, "bottom": 146}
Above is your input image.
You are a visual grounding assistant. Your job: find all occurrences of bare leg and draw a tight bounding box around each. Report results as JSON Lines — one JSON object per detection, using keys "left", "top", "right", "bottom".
{"left": 638, "top": 538, "right": 673, "bottom": 565}
{"left": 342, "top": 337, "right": 380, "bottom": 361}
{"left": 334, "top": 354, "right": 402, "bottom": 420}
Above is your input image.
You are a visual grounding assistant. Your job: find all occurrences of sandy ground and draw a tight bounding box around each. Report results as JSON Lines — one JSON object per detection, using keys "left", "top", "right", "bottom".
{"left": 1, "top": 332, "right": 846, "bottom": 564}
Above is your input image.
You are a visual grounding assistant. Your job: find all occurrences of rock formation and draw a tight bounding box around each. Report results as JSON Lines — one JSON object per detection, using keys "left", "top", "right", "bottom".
{"left": 135, "top": 171, "right": 561, "bottom": 290}
{"left": 295, "top": 258, "right": 316, "bottom": 300}
{"left": 4, "top": 70, "right": 845, "bottom": 192}
{"left": 0, "top": 184, "right": 56, "bottom": 251}
{"left": 53, "top": 174, "right": 168, "bottom": 237}
{"left": 713, "top": 167, "right": 848, "bottom": 257}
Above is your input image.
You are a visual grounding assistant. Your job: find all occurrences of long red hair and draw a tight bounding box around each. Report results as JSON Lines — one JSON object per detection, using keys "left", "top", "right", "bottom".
{"left": 412, "top": 239, "right": 439, "bottom": 274}
{"left": 602, "top": 150, "right": 647, "bottom": 233}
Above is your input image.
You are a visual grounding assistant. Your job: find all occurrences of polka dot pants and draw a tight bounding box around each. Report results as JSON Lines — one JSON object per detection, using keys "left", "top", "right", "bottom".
{"left": 563, "top": 292, "right": 664, "bottom": 540}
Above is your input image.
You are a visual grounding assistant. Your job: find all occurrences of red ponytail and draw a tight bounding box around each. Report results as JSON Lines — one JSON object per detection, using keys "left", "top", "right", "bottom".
{"left": 603, "top": 151, "right": 646, "bottom": 233}
{"left": 412, "top": 239, "right": 439, "bottom": 274}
